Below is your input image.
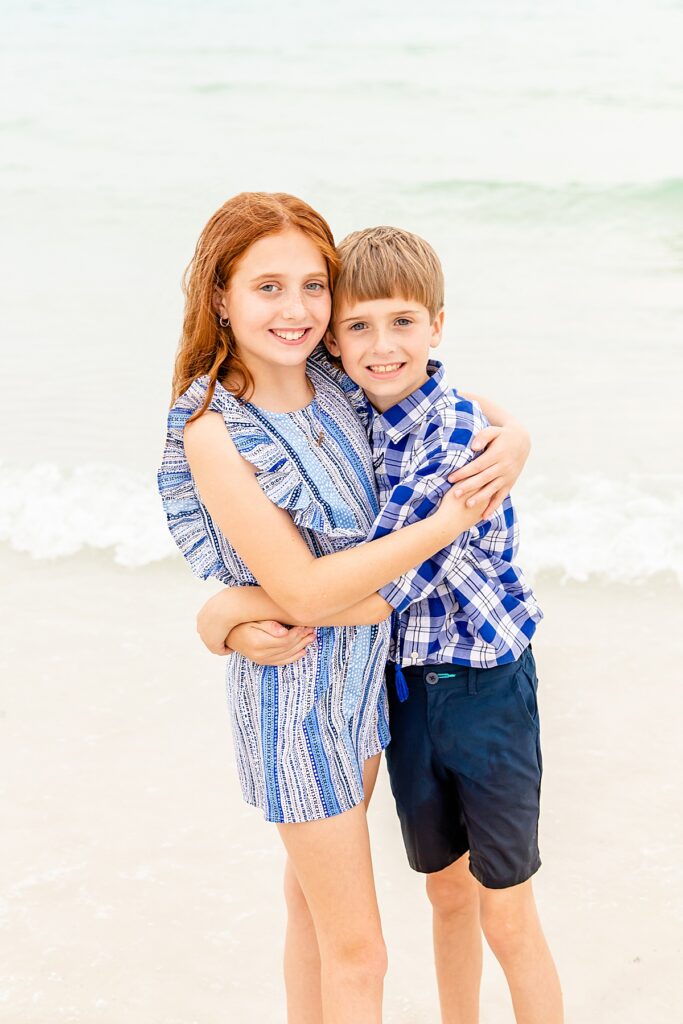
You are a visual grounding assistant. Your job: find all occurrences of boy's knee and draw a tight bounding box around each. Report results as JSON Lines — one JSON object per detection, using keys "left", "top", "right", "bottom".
{"left": 479, "top": 884, "right": 537, "bottom": 961}
{"left": 426, "top": 859, "right": 478, "bottom": 918}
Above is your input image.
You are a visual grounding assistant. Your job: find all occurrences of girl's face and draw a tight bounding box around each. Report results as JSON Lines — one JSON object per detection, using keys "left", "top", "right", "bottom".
{"left": 217, "top": 228, "right": 331, "bottom": 372}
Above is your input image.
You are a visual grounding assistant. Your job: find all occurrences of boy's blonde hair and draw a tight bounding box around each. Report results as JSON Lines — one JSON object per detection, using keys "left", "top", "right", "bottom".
{"left": 333, "top": 226, "right": 444, "bottom": 320}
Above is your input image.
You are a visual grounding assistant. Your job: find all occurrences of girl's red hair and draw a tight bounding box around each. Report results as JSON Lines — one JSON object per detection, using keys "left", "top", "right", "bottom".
{"left": 172, "top": 192, "right": 339, "bottom": 415}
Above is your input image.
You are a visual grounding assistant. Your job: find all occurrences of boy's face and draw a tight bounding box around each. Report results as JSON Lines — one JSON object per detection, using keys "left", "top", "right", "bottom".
{"left": 327, "top": 295, "right": 444, "bottom": 412}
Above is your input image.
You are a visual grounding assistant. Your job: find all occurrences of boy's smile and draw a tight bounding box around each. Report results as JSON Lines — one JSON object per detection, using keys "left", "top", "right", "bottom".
{"left": 328, "top": 295, "right": 444, "bottom": 412}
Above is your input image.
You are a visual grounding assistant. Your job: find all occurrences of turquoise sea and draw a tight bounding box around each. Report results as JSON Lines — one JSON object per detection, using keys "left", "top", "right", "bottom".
{"left": 1, "top": 0, "right": 682, "bottom": 582}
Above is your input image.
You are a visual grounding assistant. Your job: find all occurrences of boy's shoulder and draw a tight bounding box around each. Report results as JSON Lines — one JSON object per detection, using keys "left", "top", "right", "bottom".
{"left": 409, "top": 375, "right": 490, "bottom": 455}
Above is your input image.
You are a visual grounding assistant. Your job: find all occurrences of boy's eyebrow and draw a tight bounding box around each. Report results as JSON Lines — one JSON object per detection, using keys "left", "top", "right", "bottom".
{"left": 337, "top": 308, "right": 422, "bottom": 323}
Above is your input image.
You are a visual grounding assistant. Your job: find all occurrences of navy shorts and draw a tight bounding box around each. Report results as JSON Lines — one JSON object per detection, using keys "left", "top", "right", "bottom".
{"left": 385, "top": 646, "right": 543, "bottom": 888}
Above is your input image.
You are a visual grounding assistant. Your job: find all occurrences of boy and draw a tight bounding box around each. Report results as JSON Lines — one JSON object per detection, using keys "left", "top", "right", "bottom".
{"left": 201, "top": 227, "right": 563, "bottom": 1024}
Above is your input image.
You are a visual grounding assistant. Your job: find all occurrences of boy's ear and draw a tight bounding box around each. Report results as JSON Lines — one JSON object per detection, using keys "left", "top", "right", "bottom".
{"left": 324, "top": 329, "right": 341, "bottom": 357}
{"left": 430, "top": 309, "right": 445, "bottom": 349}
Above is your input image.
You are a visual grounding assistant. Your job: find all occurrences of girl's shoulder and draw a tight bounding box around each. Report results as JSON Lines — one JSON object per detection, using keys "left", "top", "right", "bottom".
{"left": 165, "top": 374, "right": 255, "bottom": 437}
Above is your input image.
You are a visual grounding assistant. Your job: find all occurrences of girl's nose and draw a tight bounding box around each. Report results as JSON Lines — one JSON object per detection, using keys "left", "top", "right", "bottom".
{"left": 282, "top": 293, "right": 307, "bottom": 320}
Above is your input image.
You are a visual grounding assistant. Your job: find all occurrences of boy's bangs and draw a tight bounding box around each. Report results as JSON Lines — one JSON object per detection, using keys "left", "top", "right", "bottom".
{"left": 333, "top": 226, "right": 444, "bottom": 319}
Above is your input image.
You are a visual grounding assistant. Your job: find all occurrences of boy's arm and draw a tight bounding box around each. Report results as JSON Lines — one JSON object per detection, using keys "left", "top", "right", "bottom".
{"left": 451, "top": 392, "right": 530, "bottom": 517}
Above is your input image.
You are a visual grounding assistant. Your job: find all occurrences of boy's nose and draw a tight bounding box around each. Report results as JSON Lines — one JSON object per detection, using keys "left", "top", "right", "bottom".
{"left": 372, "top": 329, "right": 397, "bottom": 354}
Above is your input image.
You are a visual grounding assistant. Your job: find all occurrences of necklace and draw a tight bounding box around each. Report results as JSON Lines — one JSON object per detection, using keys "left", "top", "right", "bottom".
{"left": 306, "top": 376, "right": 325, "bottom": 447}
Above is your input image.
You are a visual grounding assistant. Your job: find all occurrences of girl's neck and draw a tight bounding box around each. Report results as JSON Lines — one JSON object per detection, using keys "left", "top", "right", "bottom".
{"left": 225, "top": 352, "right": 313, "bottom": 414}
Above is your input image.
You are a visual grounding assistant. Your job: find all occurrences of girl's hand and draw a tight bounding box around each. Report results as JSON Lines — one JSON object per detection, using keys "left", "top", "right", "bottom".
{"left": 227, "top": 621, "right": 316, "bottom": 666}
{"left": 435, "top": 486, "right": 489, "bottom": 536}
{"left": 448, "top": 421, "right": 531, "bottom": 519}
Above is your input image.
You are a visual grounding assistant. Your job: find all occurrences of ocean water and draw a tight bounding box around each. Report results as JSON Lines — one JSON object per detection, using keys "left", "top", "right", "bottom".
{"left": 1, "top": 0, "right": 682, "bottom": 584}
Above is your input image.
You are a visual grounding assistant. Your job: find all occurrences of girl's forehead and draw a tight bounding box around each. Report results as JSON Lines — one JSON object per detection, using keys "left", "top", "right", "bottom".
{"left": 237, "top": 228, "right": 327, "bottom": 274}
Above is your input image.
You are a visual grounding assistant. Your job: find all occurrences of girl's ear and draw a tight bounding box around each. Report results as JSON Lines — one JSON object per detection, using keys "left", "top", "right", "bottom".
{"left": 213, "top": 287, "right": 227, "bottom": 316}
{"left": 324, "top": 329, "right": 341, "bottom": 357}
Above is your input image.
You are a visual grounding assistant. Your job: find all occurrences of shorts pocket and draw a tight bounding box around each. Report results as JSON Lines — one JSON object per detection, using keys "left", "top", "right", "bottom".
{"left": 511, "top": 664, "right": 540, "bottom": 732}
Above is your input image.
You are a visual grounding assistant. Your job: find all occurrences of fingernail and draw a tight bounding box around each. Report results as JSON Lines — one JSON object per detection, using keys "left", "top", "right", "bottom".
{"left": 453, "top": 488, "right": 462, "bottom": 498}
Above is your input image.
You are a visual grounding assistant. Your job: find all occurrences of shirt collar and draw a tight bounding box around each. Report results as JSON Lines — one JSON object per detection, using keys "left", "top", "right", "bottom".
{"left": 371, "top": 361, "right": 450, "bottom": 442}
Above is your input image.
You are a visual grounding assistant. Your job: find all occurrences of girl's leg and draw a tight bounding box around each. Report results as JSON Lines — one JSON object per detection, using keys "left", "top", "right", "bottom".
{"left": 284, "top": 857, "right": 323, "bottom": 1024}
{"left": 281, "top": 754, "right": 384, "bottom": 1024}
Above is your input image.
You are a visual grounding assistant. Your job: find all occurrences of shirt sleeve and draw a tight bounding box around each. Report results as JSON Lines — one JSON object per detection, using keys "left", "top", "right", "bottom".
{"left": 367, "top": 412, "right": 483, "bottom": 612}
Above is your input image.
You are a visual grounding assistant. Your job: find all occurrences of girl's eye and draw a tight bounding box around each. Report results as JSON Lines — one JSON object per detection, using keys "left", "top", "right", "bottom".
{"left": 259, "top": 283, "right": 279, "bottom": 293}
{"left": 349, "top": 322, "right": 367, "bottom": 332}
{"left": 305, "top": 281, "right": 326, "bottom": 291}
{"left": 395, "top": 318, "right": 412, "bottom": 327}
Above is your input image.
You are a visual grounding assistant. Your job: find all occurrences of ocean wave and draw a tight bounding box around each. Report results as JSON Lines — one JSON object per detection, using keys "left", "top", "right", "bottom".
{"left": 1, "top": 463, "right": 681, "bottom": 585}
{"left": 398, "top": 178, "right": 683, "bottom": 225}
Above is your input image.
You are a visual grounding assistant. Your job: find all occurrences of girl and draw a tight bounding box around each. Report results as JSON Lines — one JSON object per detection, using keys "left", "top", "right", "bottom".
{"left": 158, "top": 192, "right": 528, "bottom": 1023}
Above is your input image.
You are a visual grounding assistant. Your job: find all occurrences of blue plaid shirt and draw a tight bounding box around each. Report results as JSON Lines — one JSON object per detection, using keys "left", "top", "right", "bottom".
{"left": 366, "top": 361, "right": 542, "bottom": 669}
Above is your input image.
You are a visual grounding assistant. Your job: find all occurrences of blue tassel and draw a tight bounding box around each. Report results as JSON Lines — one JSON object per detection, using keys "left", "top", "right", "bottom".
{"left": 394, "top": 662, "right": 409, "bottom": 703}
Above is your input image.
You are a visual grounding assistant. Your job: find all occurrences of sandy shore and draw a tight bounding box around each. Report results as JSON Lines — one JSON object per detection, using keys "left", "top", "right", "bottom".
{"left": 1, "top": 551, "right": 681, "bottom": 1023}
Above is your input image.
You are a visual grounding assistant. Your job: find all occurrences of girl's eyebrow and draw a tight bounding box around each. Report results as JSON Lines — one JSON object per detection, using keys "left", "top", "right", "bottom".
{"left": 250, "top": 272, "right": 327, "bottom": 282}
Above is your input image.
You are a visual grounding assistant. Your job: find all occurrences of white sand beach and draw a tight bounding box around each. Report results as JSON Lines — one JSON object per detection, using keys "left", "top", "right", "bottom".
{"left": 2, "top": 551, "right": 681, "bottom": 1023}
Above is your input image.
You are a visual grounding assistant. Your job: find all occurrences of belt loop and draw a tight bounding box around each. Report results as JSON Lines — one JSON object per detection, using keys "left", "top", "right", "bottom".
{"left": 467, "top": 668, "right": 478, "bottom": 695}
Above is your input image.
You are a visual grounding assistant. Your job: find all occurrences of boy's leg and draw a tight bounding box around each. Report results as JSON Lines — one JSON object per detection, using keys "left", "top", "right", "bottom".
{"left": 478, "top": 879, "right": 563, "bottom": 1024}
{"left": 283, "top": 754, "right": 383, "bottom": 1024}
{"left": 435, "top": 648, "right": 561, "bottom": 1023}
{"left": 385, "top": 669, "right": 482, "bottom": 1023}
{"left": 426, "top": 852, "right": 482, "bottom": 1024}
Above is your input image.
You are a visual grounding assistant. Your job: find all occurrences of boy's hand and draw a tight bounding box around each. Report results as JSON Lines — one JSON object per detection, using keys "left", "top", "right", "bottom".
{"left": 448, "top": 421, "right": 531, "bottom": 519}
{"left": 227, "top": 621, "right": 316, "bottom": 666}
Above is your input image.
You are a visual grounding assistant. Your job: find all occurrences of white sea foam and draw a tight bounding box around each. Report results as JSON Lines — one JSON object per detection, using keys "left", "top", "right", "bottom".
{"left": 1, "top": 462, "right": 681, "bottom": 585}
{"left": 0, "top": 463, "right": 174, "bottom": 568}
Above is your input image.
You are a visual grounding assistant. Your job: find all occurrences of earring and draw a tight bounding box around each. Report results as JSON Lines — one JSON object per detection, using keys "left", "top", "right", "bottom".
{"left": 219, "top": 315, "right": 230, "bottom": 328}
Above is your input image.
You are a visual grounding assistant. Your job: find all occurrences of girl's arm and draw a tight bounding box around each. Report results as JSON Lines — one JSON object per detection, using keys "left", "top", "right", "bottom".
{"left": 184, "top": 412, "right": 485, "bottom": 624}
{"left": 197, "top": 585, "right": 390, "bottom": 656}
{"left": 451, "top": 392, "right": 531, "bottom": 517}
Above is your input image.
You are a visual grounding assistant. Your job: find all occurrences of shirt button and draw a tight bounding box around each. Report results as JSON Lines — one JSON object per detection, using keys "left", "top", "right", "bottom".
{"left": 425, "top": 672, "right": 439, "bottom": 685}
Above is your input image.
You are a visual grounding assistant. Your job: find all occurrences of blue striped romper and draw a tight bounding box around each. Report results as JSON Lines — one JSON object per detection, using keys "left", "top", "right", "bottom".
{"left": 158, "top": 348, "right": 391, "bottom": 823}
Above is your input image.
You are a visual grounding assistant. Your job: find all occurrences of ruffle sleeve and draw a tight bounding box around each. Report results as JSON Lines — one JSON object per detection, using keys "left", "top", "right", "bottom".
{"left": 157, "top": 372, "right": 368, "bottom": 582}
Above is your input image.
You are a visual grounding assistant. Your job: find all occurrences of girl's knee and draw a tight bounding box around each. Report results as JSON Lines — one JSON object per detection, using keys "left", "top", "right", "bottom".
{"left": 283, "top": 860, "right": 310, "bottom": 916}
{"left": 323, "top": 933, "right": 388, "bottom": 985}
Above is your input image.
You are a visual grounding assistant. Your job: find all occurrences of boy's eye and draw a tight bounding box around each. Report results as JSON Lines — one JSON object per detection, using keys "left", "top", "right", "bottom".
{"left": 395, "top": 318, "right": 412, "bottom": 327}
{"left": 349, "top": 322, "right": 367, "bottom": 332}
